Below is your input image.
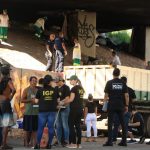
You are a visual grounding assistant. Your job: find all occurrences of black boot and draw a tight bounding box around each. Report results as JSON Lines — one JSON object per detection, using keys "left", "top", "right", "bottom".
{"left": 118, "top": 142, "right": 127, "bottom": 146}
{"left": 103, "top": 142, "right": 113, "bottom": 146}
{"left": 34, "top": 144, "right": 40, "bottom": 149}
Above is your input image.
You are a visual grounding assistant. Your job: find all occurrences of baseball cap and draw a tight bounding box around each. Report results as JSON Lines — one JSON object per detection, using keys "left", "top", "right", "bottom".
{"left": 44, "top": 75, "right": 53, "bottom": 82}
{"left": 69, "top": 75, "right": 78, "bottom": 80}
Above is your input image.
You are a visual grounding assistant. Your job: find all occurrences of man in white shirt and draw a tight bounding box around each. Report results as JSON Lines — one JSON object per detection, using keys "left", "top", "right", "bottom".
{"left": 110, "top": 51, "right": 121, "bottom": 67}
{"left": 0, "top": 10, "right": 9, "bottom": 41}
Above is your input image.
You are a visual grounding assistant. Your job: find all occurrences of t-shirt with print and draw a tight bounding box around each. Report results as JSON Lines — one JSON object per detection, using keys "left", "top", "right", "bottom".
{"left": 85, "top": 101, "right": 97, "bottom": 113}
{"left": 70, "top": 85, "right": 84, "bottom": 111}
{"left": 36, "top": 85, "right": 57, "bottom": 112}
{"left": 104, "top": 78, "right": 128, "bottom": 111}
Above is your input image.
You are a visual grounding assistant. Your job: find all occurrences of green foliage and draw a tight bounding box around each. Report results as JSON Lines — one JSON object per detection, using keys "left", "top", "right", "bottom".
{"left": 106, "top": 29, "right": 132, "bottom": 45}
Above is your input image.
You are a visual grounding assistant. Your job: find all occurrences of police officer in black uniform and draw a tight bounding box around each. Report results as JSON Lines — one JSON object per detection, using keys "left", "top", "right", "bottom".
{"left": 103, "top": 68, "right": 129, "bottom": 146}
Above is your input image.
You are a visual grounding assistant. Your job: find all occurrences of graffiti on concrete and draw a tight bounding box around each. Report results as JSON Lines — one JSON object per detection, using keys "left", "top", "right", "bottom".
{"left": 78, "top": 15, "right": 95, "bottom": 48}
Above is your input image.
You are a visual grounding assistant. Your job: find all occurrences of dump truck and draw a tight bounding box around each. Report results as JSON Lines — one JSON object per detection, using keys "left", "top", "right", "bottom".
{"left": 64, "top": 65, "right": 150, "bottom": 137}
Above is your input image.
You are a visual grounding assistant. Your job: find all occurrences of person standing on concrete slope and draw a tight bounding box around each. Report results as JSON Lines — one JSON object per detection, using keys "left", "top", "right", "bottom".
{"left": 45, "top": 33, "right": 55, "bottom": 71}
{"left": 103, "top": 68, "right": 129, "bottom": 147}
{"left": 33, "top": 17, "right": 47, "bottom": 39}
{"left": 110, "top": 51, "right": 121, "bottom": 67}
{"left": 0, "top": 10, "right": 9, "bottom": 41}
{"left": 54, "top": 32, "right": 67, "bottom": 73}
{"left": 21, "top": 76, "right": 39, "bottom": 147}
{"left": 0, "top": 65, "right": 16, "bottom": 149}
{"left": 72, "top": 38, "right": 81, "bottom": 66}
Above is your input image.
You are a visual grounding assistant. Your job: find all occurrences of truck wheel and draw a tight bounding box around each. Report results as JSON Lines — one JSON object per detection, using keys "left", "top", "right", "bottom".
{"left": 146, "top": 116, "right": 150, "bottom": 137}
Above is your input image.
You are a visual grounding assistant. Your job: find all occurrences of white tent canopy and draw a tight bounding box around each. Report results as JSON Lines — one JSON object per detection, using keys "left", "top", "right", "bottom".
{"left": 0, "top": 49, "right": 46, "bottom": 71}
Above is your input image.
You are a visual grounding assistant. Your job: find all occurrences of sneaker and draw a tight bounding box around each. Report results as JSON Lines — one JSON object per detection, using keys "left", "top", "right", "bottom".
{"left": 139, "top": 136, "right": 145, "bottom": 144}
{"left": 77, "top": 144, "right": 82, "bottom": 148}
{"left": 66, "top": 144, "right": 77, "bottom": 148}
{"left": 103, "top": 142, "right": 113, "bottom": 146}
{"left": 35, "top": 34, "right": 39, "bottom": 37}
{"left": 1, "top": 145, "right": 13, "bottom": 149}
{"left": 112, "top": 140, "right": 117, "bottom": 144}
{"left": 146, "top": 141, "right": 150, "bottom": 145}
{"left": 118, "top": 142, "right": 127, "bottom": 146}
{"left": 34, "top": 144, "right": 40, "bottom": 149}
{"left": 127, "top": 139, "right": 137, "bottom": 144}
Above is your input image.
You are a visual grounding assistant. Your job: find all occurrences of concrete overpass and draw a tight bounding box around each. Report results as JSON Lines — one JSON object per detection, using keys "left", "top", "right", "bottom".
{"left": 1, "top": 0, "right": 150, "bottom": 60}
{"left": 2, "top": 0, "right": 150, "bottom": 25}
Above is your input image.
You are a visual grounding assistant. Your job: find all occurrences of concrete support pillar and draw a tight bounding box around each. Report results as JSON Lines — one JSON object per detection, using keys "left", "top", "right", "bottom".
{"left": 145, "top": 27, "right": 150, "bottom": 63}
{"left": 130, "top": 26, "right": 145, "bottom": 59}
{"left": 78, "top": 11, "right": 96, "bottom": 58}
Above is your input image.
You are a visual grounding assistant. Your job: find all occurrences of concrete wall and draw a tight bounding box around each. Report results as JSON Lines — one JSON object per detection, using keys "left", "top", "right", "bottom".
{"left": 145, "top": 27, "right": 150, "bottom": 63}
{"left": 78, "top": 11, "right": 96, "bottom": 58}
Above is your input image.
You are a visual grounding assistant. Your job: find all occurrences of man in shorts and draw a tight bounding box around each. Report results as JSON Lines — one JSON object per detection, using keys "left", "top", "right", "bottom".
{"left": 21, "top": 76, "right": 39, "bottom": 147}
{"left": 0, "top": 65, "right": 16, "bottom": 149}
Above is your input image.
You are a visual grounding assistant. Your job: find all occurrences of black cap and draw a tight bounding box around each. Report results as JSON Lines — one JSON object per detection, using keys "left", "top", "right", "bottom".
{"left": 43, "top": 75, "right": 53, "bottom": 86}
{"left": 44, "top": 75, "right": 53, "bottom": 82}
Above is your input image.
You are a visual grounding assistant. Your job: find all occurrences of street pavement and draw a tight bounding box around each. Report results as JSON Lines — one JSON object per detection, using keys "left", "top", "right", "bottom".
{"left": 8, "top": 136, "right": 150, "bottom": 150}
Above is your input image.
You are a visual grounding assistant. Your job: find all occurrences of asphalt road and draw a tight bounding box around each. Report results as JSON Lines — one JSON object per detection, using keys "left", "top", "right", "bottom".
{"left": 7, "top": 136, "right": 150, "bottom": 150}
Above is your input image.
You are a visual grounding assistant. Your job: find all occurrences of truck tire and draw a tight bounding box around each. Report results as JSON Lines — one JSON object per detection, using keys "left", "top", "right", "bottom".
{"left": 146, "top": 116, "right": 150, "bottom": 137}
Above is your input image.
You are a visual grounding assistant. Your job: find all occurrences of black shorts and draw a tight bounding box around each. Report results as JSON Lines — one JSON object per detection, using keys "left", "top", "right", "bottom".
{"left": 23, "top": 115, "right": 38, "bottom": 132}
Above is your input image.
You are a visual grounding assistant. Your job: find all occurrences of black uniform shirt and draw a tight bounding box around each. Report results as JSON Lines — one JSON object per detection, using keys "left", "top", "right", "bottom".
{"left": 70, "top": 85, "right": 84, "bottom": 111}
{"left": 104, "top": 78, "right": 128, "bottom": 110}
{"left": 36, "top": 85, "right": 57, "bottom": 112}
